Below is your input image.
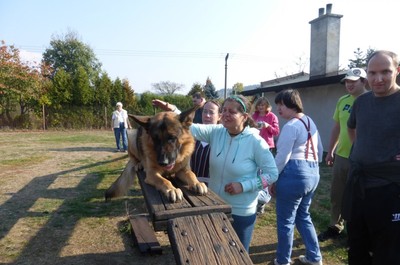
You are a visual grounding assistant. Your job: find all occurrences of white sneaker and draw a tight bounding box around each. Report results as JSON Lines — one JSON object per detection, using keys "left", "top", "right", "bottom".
{"left": 274, "top": 258, "right": 290, "bottom": 265}
{"left": 298, "top": 255, "right": 323, "bottom": 265}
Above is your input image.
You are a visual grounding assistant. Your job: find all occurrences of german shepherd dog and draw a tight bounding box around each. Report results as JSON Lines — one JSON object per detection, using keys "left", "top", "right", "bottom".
{"left": 105, "top": 106, "right": 208, "bottom": 202}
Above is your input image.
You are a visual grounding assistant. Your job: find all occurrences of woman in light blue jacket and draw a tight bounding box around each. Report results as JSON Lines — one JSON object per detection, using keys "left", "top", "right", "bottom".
{"left": 190, "top": 95, "right": 278, "bottom": 252}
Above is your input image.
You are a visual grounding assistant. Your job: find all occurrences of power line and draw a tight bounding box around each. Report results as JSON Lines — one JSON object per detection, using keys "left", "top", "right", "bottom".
{"left": 15, "top": 44, "right": 277, "bottom": 63}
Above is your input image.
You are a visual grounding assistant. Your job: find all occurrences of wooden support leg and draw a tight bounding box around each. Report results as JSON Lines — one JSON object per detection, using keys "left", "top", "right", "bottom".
{"left": 129, "top": 215, "right": 162, "bottom": 255}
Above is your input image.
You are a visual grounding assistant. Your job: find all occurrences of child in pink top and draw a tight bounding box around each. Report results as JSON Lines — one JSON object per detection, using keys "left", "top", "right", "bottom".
{"left": 252, "top": 97, "right": 280, "bottom": 214}
{"left": 252, "top": 97, "right": 280, "bottom": 150}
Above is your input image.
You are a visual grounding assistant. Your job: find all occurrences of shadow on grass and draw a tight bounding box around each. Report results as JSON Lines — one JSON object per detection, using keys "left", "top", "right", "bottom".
{"left": 250, "top": 238, "right": 313, "bottom": 265}
{"left": 49, "top": 146, "right": 122, "bottom": 153}
{"left": 0, "top": 155, "right": 167, "bottom": 265}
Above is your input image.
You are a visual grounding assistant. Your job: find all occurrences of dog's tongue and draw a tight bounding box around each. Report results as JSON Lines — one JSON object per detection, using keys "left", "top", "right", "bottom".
{"left": 164, "top": 163, "right": 175, "bottom": 171}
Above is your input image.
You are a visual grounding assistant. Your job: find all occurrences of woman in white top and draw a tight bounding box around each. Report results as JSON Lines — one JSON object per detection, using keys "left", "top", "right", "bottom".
{"left": 271, "top": 89, "right": 323, "bottom": 265}
{"left": 111, "top": 102, "right": 130, "bottom": 152}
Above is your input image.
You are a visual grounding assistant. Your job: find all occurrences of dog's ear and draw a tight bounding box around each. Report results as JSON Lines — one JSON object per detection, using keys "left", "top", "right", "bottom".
{"left": 128, "top": 114, "right": 151, "bottom": 130}
{"left": 178, "top": 105, "right": 199, "bottom": 128}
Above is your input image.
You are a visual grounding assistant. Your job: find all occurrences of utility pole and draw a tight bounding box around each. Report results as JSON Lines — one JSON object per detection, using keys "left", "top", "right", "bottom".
{"left": 224, "top": 53, "right": 229, "bottom": 99}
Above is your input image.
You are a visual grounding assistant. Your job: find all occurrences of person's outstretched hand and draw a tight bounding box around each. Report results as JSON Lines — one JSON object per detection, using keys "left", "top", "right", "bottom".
{"left": 152, "top": 99, "right": 175, "bottom": 111}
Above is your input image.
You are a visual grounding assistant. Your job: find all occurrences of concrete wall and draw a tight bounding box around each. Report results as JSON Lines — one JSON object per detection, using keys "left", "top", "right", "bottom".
{"left": 261, "top": 84, "right": 348, "bottom": 151}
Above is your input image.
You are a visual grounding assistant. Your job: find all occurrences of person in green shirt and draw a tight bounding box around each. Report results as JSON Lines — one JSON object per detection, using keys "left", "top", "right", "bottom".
{"left": 318, "top": 68, "right": 368, "bottom": 242}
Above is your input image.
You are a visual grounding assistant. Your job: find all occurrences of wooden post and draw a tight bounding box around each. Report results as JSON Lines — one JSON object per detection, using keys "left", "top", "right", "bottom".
{"left": 104, "top": 106, "right": 107, "bottom": 129}
{"left": 42, "top": 104, "right": 45, "bottom": 130}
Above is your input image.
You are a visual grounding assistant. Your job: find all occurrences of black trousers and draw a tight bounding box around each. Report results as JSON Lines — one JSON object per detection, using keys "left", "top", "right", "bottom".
{"left": 347, "top": 183, "right": 400, "bottom": 265}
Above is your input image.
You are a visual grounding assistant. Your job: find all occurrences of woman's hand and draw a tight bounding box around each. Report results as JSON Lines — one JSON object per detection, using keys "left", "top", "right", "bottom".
{"left": 258, "top": 121, "right": 270, "bottom": 129}
{"left": 224, "top": 182, "right": 243, "bottom": 195}
{"left": 152, "top": 99, "right": 176, "bottom": 112}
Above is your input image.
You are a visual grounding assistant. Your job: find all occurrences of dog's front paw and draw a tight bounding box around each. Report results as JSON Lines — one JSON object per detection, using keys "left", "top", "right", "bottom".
{"left": 166, "top": 188, "right": 183, "bottom": 202}
{"left": 191, "top": 182, "right": 208, "bottom": 195}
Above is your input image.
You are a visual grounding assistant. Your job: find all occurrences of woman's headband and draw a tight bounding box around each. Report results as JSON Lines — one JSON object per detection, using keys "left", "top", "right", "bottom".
{"left": 229, "top": 96, "right": 247, "bottom": 112}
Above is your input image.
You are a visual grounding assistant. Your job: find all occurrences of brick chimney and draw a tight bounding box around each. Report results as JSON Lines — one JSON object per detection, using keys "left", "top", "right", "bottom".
{"left": 309, "top": 3, "right": 343, "bottom": 79}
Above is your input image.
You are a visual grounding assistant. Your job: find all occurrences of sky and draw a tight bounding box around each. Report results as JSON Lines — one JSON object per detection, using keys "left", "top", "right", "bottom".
{"left": 1, "top": 0, "right": 400, "bottom": 94}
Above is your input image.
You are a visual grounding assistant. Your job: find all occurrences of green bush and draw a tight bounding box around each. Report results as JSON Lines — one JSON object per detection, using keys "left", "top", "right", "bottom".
{"left": 6, "top": 93, "right": 194, "bottom": 129}
{"left": 135, "top": 92, "right": 192, "bottom": 116}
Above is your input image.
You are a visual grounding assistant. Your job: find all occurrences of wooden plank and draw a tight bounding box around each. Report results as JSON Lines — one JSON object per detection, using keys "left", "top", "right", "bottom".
{"left": 173, "top": 178, "right": 229, "bottom": 207}
{"left": 172, "top": 215, "right": 212, "bottom": 265}
{"left": 168, "top": 213, "right": 253, "bottom": 265}
{"left": 129, "top": 215, "right": 162, "bottom": 255}
{"left": 137, "top": 171, "right": 166, "bottom": 214}
{"left": 206, "top": 212, "right": 252, "bottom": 264}
{"left": 163, "top": 196, "right": 192, "bottom": 211}
{"left": 137, "top": 171, "right": 192, "bottom": 211}
{"left": 152, "top": 206, "right": 232, "bottom": 234}
{"left": 154, "top": 204, "right": 231, "bottom": 222}
{"left": 137, "top": 170, "right": 232, "bottom": 231}
{"left": 153, "top": 220, "right": 169, "bottom": 232}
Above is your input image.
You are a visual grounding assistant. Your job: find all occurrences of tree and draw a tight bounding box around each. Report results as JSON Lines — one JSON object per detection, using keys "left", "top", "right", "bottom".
{"left": 121, "top": 78, "right": 137, "bottom": 111}
{"left": 203, "top": 77, "right": 218, "bottom": 99}
{"left": 187, "top": 82, "right": 203, "bottom": 97}
{"left": 135, "top": 92, "right": 191, "bottom": 116}
{"left": 348, "top": 47, "right": 375, "bottom": 69}
{"left": 348, "top": 48, "right": 364, "bottom": 69}
{"left": 151, "top": 81, "right": 184, "bottom": 95}
{"left": 294, "top": 55, "right": 308, "bottom": 73}
{"left": 94, "top": 72, "right": 112, "bottom": 107}
{"left": 110, "top": 77, "right": 123, "bottom": 105}
{"left": 231, "top": 82, "right": 244, "bottom": 95}
{"left": 136, "top": 92, "right": 158, "bottom": 115}
{"left": 48, "top": 68, "right": 72, "bottom": 109}
{"left": 0, "top": 41, "right": 47, "bottom": 127}
{"left": 72, "top": 66, "right": 92, "bottom": 105}
{"left": 42, "top": 30, "right": 102, "bottom": 84}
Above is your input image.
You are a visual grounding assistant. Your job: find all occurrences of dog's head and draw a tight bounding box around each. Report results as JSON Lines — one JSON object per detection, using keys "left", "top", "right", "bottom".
{"left": 129, "top": 106, "right": 198, "bottom": 171}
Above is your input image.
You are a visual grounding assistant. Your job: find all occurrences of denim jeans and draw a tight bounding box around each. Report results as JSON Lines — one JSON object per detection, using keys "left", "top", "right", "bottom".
{"left": 231, "top": 213, "right": 257, "bottom": 253}
{"left": 275, "top": 159, "right": 322, "bottom": 264}
{"left": 114, "top": 122, "right": 127, "bottom": 150}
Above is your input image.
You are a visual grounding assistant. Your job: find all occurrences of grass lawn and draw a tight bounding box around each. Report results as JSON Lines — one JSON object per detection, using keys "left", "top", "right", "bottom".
{"left": 0, "top": 130, "right": 348, "bottom": 265}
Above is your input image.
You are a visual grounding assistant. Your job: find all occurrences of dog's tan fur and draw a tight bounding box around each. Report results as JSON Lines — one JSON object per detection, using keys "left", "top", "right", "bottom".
{"left": 105, "top": 106, "right": 207, "bottom": 202}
